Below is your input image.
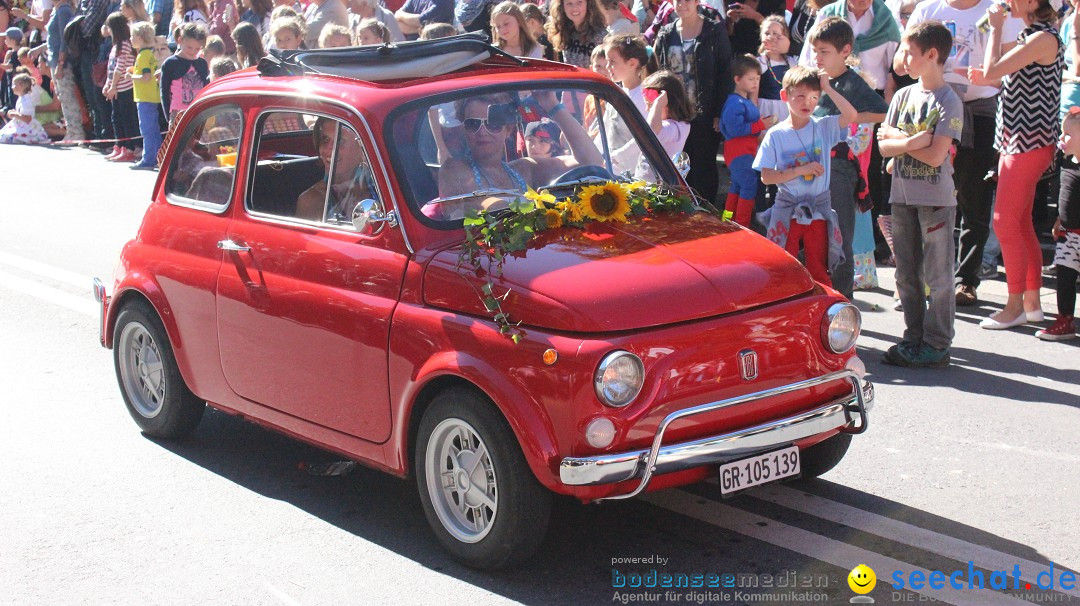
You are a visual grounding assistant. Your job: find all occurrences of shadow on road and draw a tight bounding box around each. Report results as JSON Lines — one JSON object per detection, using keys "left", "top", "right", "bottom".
{"left": 150, "top": 407, "right": 1076, "bottom": 605}
{"left": 859, "top": 328, "right": 1080, "bottom": 407}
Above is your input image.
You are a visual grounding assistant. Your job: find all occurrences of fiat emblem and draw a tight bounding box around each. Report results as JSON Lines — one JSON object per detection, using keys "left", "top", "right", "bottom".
{"left": 738, "top": 349, "right": 758, "bottom": 381}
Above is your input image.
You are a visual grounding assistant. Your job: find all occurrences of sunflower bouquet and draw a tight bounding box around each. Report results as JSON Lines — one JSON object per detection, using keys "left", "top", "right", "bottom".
{"left": 458, "top": 180, "right": 700, "bottom": 342}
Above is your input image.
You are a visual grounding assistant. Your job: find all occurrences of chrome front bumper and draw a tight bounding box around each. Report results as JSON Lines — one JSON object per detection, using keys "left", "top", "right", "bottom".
{"left": 559, "top": 370, "right": 873, "bottom": 501}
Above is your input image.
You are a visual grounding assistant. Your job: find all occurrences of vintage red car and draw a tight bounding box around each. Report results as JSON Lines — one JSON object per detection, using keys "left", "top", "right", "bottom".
{"left": 94, "top": 36, "right": 873, "bottom": 569}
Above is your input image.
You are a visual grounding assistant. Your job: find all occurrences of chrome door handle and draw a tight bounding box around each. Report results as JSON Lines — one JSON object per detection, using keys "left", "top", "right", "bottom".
{"left": 217, "top": 240, "right": 251, "bottom": 252}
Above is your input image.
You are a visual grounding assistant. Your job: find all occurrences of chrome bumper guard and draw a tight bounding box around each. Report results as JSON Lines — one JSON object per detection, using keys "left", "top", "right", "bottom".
{"left": 559, "top": 370, "right": 873, "bottom": 501}
{"left": 92, "top": 278, "right": 107, "bottom": 345}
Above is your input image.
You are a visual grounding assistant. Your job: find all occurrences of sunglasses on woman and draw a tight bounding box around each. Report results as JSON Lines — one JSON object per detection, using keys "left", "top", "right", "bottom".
{"left": 463, "top": 118, "right": 508, "bottom": 134}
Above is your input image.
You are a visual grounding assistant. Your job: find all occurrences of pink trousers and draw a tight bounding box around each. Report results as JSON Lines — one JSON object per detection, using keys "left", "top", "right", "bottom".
{"left": 995, "top": 146, "right": 1054, "bottom": 294}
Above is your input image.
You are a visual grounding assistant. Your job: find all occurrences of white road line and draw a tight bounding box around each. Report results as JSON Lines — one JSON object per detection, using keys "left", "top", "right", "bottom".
{"left": 0, "top": 269, "right": 97, "bottom": 317}
{"left": 748, "top": 483, "right": 1080, "bottom": 598}
{"left": 0, "top": 250, "right": 95, "bottom": 291}
{"left": 263, "top": 581, "right": 303, "bottom": 606}
{"left": 643, "top": 489, "right": 1036, "bottom": 606}
{"left": 937, "top": 436, "right": 1080, "bottom": 465}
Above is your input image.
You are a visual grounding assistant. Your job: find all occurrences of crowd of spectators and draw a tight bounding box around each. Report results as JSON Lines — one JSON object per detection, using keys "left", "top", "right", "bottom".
{"left": 0, "top": 0, "right": 1076, "bottom": 347}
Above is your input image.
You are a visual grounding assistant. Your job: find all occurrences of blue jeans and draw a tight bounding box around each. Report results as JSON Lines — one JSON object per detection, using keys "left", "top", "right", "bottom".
{"left": 75, "top": 51, "right": 113, "bottom": 140}
{"left": 137, "top": 102, "right": 163, "bottom": 166}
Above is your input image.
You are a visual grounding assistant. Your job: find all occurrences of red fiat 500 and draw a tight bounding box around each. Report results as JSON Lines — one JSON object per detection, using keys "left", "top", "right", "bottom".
{"left": 94, "top": 37, "right": 873, "bottom": 569}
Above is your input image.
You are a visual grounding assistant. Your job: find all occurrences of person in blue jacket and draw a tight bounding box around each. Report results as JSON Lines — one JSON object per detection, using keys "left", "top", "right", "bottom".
{"left": 720, "top": 54, "right": 775, "bottom": 226}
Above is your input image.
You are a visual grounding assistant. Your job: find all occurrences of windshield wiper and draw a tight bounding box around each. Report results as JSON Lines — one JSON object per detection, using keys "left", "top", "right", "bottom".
{"left": 427, "top": 188, "right": 522, "bottom": 205}
{"left": 546, "top": 176, "right": 614, "bottom": 189}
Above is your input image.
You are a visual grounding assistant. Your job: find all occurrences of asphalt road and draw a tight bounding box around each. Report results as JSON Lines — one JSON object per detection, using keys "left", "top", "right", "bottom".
{"left": 1, "top": 144, "right": 1078, "bottom": 606}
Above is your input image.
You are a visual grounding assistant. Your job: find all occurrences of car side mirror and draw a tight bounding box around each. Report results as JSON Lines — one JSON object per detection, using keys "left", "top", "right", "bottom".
{"left": 351, "top": 199, "right": 397, "bottom": 233}
{"left": 673, "top": 151, "right": 690, "bottom": 178}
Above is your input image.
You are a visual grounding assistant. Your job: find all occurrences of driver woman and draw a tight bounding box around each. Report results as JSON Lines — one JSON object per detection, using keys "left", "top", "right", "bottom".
{"left": 297, "top": 117, "right": 377, "bottom": 223}
{"left": 437, "top": 91, "right": 605, "bottom": 200}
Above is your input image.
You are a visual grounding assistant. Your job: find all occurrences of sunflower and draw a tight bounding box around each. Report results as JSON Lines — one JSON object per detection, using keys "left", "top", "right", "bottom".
{"left": 556, "top": 199, "right": 584, "bottom": 223}
{"left": 577, "top": 182, "right": 631, "bottom": 222}
{"left": 525, "top": 187, "right": 557, "bottom": 209}
{"left": 543, "top": 209, "right": 563, "bottom": 229}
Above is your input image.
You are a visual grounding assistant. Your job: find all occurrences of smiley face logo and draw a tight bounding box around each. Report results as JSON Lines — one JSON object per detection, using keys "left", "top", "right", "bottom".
{"left": 848, "top": 564, "right": 877, "bottom": 594}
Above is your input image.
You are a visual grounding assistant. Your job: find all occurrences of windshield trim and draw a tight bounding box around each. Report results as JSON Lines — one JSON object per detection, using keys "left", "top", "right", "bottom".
{"left": 383, "top": 79, "right": 680, "bottom": 231}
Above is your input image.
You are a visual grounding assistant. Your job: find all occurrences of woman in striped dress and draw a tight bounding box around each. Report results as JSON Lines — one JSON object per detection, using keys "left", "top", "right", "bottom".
{"left": 971, "top": 0, "right": 1064, "bottom": 330}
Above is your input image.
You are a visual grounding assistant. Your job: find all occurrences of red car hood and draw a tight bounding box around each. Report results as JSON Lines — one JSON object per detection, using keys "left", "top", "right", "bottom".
{"left": 421, "top": 213, "right": 816, "bottom": 333}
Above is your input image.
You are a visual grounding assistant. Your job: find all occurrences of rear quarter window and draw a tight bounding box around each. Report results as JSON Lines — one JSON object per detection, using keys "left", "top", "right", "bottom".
{"left": 165, "top": 104, "right": 245, "bottom": 211}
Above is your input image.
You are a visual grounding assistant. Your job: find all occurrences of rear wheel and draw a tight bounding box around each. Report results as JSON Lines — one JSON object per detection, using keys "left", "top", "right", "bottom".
{"left": 415, "top": 387, "right": 551, "bottom": 569}
{"left": 800, "top": 432, "right": 852, "bottom": 479}
{"left": 114, "top": 301, "right": 205, "bottom": 439}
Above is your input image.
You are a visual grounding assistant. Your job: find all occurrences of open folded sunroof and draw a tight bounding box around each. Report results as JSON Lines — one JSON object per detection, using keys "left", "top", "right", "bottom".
{"left": 256, "top": 33, "right": 527, "bottom": 82}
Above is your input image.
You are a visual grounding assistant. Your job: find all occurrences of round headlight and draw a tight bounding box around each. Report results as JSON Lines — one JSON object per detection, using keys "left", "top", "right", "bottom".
{"left": 822, "top": 303, "right": 861, "bottom": 353}
{"left": 594, "top": 351, "right": 645, "bottom": 407}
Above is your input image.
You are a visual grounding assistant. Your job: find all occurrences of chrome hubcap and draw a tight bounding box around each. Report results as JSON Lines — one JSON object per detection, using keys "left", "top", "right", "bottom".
{"left": 425, "top": 419, "right": 497, "bottom": 543}
{"left": 118, "top": 322, "right": 166, "bottom": 418}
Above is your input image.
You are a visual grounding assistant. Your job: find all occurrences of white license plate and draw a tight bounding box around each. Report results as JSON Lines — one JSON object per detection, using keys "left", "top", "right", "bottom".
{"left": 718, "top": 445, "right": 800, "bottom": 496}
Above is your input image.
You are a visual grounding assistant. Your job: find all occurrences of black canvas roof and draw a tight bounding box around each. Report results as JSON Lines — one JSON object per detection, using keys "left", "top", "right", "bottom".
{"left": 256, "top": 33, "right": 527, "bottom": 82}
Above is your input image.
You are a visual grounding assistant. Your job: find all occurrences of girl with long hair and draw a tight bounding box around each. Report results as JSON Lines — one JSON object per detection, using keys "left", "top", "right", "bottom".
{"left": 546, "top": 0, "right": 607, "bottom": 68}
{"left": 635, "top": 69, "right": 694, "bottom": 179}
{"left": 103, "top": 12, "right": 140, "bottom": 161}
{"left": 756, "top": 14, "right": 794, "bottom": 122}
{"left": 490, "top": 2, "right": 541, "bottom": 58}
{"left": 121, "top": 0, "right": 152, "bottom": 23}
{"left": 232, "top": 21, "right": 265, "bottom": 67}
{"left": 601, "top": 34, "right": 656, "bottom": 173}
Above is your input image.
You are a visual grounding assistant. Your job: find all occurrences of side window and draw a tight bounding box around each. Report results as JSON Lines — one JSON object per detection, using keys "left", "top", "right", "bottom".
{"left": 591, "top": 94, "right": 659, "bottom": 181}
{"left": 248, "top": 111, "right": 379, "bottom": 228}
{"left": 164, "top": 105, "right": 243, "bottom": 209}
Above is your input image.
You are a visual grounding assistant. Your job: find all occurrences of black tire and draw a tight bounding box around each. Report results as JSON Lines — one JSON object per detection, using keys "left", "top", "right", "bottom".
{"left": 113, "top": 300, "right": 205, "bottom": 439}
{"left": 415, "top": 387, "right": 551, "bottom": 569}
{"left": 800, "top": 432, "right": 853, "bottom": 479}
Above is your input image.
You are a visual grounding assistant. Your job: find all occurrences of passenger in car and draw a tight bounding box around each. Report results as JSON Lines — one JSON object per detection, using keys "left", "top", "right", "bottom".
{"left": 436, "top": 91, "right": 604, "bottom": 203}
{"left": 296, "top": 116, "right": 377, "bottom": 223}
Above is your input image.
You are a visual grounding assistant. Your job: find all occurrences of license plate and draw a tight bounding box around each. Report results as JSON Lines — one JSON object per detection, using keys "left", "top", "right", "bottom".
{"left": 718, "top": 445, "right": 800, "bottom": 497}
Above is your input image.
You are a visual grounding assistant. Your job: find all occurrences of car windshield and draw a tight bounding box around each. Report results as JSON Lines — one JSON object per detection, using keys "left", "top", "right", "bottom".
{"left": 386, "top": 82, "right": 679, "bottom": 227}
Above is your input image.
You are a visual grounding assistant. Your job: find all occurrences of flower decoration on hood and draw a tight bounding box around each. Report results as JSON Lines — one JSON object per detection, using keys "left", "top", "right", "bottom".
{"left": 458, "top": 181, "right": 708, "bottom": 342}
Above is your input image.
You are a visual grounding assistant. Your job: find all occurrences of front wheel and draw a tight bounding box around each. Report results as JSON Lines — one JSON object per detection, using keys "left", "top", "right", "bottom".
{"left": 113, "top": 301, "right": 205, "bottom": 439}
{"left": 799, "top": 432, "right": 852, "bottom": 479}
{"left": 415, "top": 388, "right": 551, "bottom": 569}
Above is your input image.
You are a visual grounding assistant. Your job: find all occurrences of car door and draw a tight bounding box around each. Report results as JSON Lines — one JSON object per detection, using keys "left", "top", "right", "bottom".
{"left": 215, "top": 105, "right": 407, "bottom": 443}
{"left": 152, "top": 102, "right": 245, "bottom": 401}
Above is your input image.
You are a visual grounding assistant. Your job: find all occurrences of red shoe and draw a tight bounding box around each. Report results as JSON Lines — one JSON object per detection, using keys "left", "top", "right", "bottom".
{"left": 1035, "top": 315, "right": 1077, "bottom": 341}
{"left": 104, "top": 145, "right": 123, "bottom": 161}
{"left": 113, "top": 148, "right": 138, "bottom": 163}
